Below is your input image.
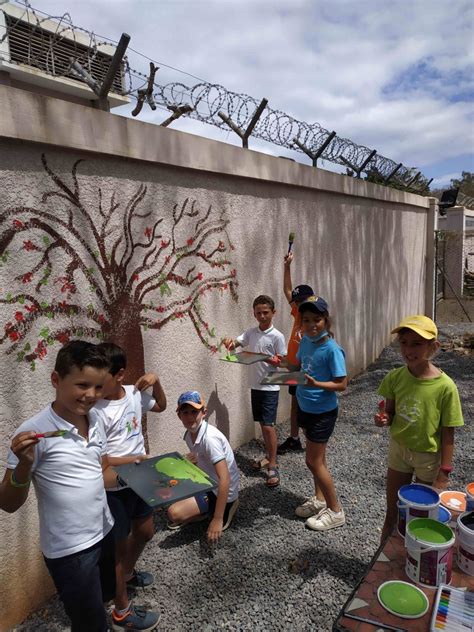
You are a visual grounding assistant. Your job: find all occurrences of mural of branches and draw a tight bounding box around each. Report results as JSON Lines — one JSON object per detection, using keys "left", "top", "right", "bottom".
{"left": 0, "top": 155, "right": 239, "bottom": 379}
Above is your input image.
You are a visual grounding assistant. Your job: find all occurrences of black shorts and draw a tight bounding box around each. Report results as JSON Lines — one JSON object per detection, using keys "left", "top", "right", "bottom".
{"left": 107, "top": 488, "right": 153, "bottom": 541}
{"left": 195, "top": 491, "right": 238, "bottom": 523}
{"left": 288, "top": 385, "right": 297, "bottom": 396}
{"left": 251, "top": 389, "right": 279, "bottom": 425}
{"left": 297, "top": 405, "right": 338, "bottom": 443}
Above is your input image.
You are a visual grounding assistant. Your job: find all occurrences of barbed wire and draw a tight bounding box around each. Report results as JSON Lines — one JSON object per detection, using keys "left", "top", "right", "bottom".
{"left": 2, "top": 0, "right": 431, "bottom": 190}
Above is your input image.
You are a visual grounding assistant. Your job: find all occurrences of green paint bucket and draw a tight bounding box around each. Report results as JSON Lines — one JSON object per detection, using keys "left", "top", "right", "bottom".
{"left": 405, "top": 518, "right": 455, "bottom": 588}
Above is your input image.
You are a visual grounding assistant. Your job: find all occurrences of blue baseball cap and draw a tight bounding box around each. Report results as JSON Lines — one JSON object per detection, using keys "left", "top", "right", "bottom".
{"left": 177, "top": 390, "right": 206, "bottom": 410}
{"left": 298, "top": 295, "right": 329, "bottom": 314}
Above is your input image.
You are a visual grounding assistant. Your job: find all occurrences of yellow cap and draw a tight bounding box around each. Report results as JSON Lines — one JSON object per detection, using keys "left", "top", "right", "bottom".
{"left": 391, "top": 315, "right": 437, "bottom": 340}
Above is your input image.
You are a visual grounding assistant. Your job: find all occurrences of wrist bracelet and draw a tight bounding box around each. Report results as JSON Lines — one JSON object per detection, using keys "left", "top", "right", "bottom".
{"left": 10, "top": 469, "right": 32, "bottom": 488}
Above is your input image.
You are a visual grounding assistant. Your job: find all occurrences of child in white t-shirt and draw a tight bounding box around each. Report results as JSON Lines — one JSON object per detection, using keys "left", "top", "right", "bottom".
{"left": 0, "top": 341, "right": 115, "bottom": 632}
{"left": 223, "top": 295, "right": 286, "bottom": 488}
{"left": 95, "top": 342, "right": 166, "bottom": 631}
{"left": 167, "top": 391, "right": 240, "bottom": 542}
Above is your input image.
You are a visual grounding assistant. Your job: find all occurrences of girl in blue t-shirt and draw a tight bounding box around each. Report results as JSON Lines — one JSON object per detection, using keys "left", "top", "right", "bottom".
{"left": 279, "top": 296, "right": 347, "bottom": 531}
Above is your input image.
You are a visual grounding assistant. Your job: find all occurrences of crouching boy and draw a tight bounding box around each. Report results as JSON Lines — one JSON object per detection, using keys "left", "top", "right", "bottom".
{"left": 167, "top": 391, "right": 240, "bottom": 542}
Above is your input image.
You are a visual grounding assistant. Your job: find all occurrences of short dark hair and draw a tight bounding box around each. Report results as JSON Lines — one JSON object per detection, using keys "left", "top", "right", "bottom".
{"left": 54, "top": 341, "right": 109, "bottom": 378}
{"left": 252, "top": 295, "right": 275, "bottom": 311}
{"left": 97, "top": 342, "right": 127, "bottom": 375}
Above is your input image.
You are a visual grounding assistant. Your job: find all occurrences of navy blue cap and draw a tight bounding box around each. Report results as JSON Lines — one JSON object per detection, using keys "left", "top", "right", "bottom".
{"left": 291, "top": 284, "right": 314, "bottom": 303}
{"left": 177, "top": 391, "right": 206, "bottom": 410}
{"left": 298, "top": 296, "right": 329, "bottom": 314}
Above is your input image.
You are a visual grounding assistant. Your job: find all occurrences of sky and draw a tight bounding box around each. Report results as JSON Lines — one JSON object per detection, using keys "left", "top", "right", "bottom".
{"left": 9, "top": 0, "right": 474, "bottom": 188}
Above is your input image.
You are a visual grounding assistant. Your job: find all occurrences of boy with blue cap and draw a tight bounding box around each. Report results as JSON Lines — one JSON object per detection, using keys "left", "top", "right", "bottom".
{"left": 167, "top": 391, "right": 240, "bottom": 542}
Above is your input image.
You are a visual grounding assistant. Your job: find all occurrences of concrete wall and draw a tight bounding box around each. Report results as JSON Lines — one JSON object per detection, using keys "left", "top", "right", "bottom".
{"left": 0, "top": 85, "right": 433, "bottom": 629}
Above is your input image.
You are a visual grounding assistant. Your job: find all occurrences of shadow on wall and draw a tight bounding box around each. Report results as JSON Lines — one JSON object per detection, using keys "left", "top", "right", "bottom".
{"left": 206, "top": 383, "right": 230, "bottom": 439}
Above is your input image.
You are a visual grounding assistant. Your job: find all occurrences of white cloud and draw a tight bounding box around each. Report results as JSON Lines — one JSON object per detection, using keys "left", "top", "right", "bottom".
{"left": 12, "top": 0, "right": 474, "bottom": 180}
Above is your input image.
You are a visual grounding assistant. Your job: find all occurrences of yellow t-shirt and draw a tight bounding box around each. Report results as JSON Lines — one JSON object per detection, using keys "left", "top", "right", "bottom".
{"left": 287, "top": 302, "right": 302, "bottom": 366}
{"left": 378, "top": 366, "right": 464, "bottom": 452}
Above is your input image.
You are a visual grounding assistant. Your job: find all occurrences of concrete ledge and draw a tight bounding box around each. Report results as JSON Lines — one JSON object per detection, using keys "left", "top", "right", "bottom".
{"left": 0, "top": 84, "right": 429, "bottom": 208}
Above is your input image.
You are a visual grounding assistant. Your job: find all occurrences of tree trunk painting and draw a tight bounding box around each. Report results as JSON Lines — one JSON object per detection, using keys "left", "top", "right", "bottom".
{"left": 0, "top": 155, "right": 239, "bottom": 438}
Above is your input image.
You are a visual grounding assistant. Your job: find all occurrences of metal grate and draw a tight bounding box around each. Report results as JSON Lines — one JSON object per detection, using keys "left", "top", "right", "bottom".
{"left": 5, "top": 14, "right": 124, "bottom": 94}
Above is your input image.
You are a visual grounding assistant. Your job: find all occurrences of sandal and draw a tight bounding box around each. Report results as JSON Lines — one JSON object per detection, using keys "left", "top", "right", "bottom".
{"left": 265, "top": 467, "right": 280, "bottom": 488}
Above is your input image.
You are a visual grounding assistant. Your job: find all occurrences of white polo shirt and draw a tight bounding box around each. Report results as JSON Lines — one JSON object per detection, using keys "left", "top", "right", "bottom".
{"left": 7, "top": 404, "right": 114, "bottom": 559}
{"left": 236, "top": 325, "right": 287, "bottom": 391}
{"left": 184, "top": 421, "right": 239, "bottom": 503}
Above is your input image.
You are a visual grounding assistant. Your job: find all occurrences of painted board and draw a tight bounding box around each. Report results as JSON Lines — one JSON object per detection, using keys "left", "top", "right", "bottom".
{"left": 260, "top": 371, "right": 307, "bottom": 385}
{"left": 220, "top": 350, "right": 272, "bottom": 364}
{"left": 114, "top": 452, "right": 218, "bottom": 508}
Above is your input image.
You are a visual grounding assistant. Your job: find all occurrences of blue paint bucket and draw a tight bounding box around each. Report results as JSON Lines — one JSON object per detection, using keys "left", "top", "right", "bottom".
{"left": 438, "top": 505, "right": 451, "bottom": 525}
{"left": 397, "top": 483, "right": 440, "bottom": 537}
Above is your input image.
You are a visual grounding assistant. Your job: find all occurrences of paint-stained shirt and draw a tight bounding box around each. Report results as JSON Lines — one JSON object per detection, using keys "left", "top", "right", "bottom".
{"left": 94, "top": 385, "right": 155, "bottom": 490}
{"left": 378, "top": 366, "right": 464, "bottom": 452}
{"left": 7, "top": 405, "right": 114, "bottom": 559}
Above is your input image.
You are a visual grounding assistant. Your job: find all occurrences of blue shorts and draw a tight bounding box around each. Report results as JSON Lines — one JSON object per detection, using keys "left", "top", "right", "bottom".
{"left": 107, "top": 488, "right": 153, "bottom": 541}
{"left": 44, "top": 528, "right": 115, "bottom": 632}
{"left": 297, "top": 405, "right": 338, "bottom": 443}
{"left": 251, "top": 389, "right": 279, "bottom": 426}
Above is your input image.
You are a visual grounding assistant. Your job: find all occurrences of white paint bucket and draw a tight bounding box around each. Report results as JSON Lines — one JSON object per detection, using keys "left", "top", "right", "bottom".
{"left": 456, "top": 511, "right": 474, "bottom": 576}
{"left": 397, "top": 483, "right": 440, "bottom": 537}
{"left": 405, "top": 518, "right": 455, "bottom": 588}
{"left": 397, "top": 502, "right": 451, "bottom": 538}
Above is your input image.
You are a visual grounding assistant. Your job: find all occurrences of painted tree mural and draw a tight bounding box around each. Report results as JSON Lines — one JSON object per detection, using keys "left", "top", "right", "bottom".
{"left": 0, "top": 154, "right": 239, "bottom": 390}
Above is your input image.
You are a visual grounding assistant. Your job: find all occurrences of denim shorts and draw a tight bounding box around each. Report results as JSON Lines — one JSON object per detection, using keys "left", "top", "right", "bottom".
{"left": 251, "top": 389, "right": 279, "bottom": 425}
{"left": 43, "top": 528, "right": 115, "bottom": 632}
{"left": 107, "top": 487, "right": 153, "bottom": 541}
{"left": 297, "top": 405, "right": 338, "bottom": 443}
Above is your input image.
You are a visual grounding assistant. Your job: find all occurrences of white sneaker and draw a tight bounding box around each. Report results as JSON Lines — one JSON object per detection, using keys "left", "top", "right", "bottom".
{"left": 295, "top": 496, "right": 327, "bottom": 518}
{"left": 305, "top": 508, "right": 345, "bottom": 531}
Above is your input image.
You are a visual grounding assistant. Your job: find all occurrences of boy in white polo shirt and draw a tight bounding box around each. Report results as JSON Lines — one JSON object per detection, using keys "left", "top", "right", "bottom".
{"left": 223, "top": 294, "right": 286, "bottom": 487}
{"left": 95, "top": 342, "right": 166, "bottom": 632}
{"left": 167, "top": 391, "right": 240, "bottom": 542}
{"left": 0, "top": 341, "right": 115, "bottom": 632}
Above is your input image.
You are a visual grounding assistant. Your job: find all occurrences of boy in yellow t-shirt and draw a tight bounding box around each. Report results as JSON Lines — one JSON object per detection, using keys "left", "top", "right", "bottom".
{"left": 375, "top": 315, "right": 464, "bottom": 541}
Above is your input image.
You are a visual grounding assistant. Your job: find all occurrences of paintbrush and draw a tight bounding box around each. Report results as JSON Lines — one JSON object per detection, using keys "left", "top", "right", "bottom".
{"left": 35, "top": 430, "right": 68, "bottom": 439}
{"left": 288, "top": 231, "right": 295, "bottom": 255}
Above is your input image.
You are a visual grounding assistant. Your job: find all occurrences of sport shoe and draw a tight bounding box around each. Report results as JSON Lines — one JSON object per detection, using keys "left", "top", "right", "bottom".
{"left": 295, "top": 496, "right": 327, "bottom": 518}
{"left": 305, "top": 508, "right": 345, "bottom": 531}
{"left": 125, "top": 569, "right": 154, "bottom": 588}
{"left": 222, "top": 498, "right": 239, "bottom": 531}
{"left": 112, "top": 604, "right": 160, "bottom": 631}
{"left": 277, "top": 436, "right": 304, "bottom": 454}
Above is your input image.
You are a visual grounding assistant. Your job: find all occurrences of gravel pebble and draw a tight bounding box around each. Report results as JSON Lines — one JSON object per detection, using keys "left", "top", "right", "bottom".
{"left": 12, "top": 326, "right": 473, "bottom": 632}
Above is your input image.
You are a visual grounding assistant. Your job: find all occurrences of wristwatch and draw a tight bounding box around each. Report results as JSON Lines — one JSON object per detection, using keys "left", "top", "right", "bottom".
{"left": 439, "top": 465, "right": 453, "bottom": 475}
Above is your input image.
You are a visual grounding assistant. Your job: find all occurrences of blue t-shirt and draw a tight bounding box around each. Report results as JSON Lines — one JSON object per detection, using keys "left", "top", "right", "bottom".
{"left": 296, "top": 336, "right": 346, "bottom": 413}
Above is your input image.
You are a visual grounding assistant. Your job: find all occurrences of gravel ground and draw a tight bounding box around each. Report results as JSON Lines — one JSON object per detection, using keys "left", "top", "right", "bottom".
{"left": 12, "top": 325, "right": 473, "bottom": 632}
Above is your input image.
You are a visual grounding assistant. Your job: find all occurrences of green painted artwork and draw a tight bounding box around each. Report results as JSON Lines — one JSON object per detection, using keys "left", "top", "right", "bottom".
{"left": 114, "top": 452, "right": 217, "bottom": 508}
{"left": 220, "top": 350, "right": 271, "bottom": 364}
{"left": 155, "top": 456, "right": 211, "bottom": 485}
